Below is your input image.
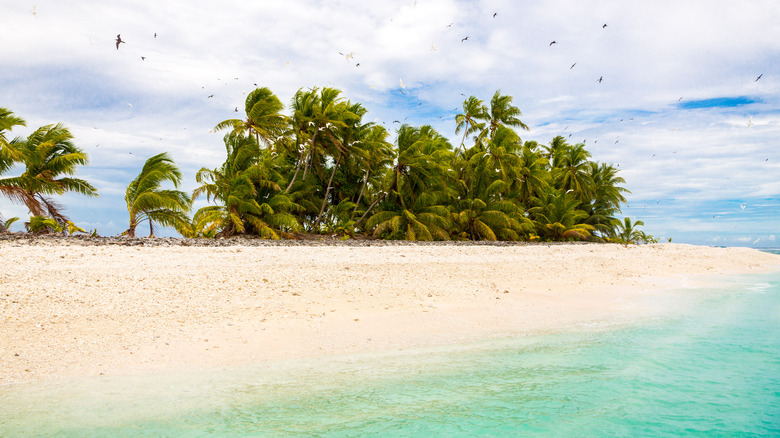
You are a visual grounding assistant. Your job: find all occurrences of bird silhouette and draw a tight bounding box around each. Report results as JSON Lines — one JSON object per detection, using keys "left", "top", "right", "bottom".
{"left": 570, "top": 63, "right": 576, "bottom": 69}
{"left": 549, "top": 41, "right": 557, "bottom": 46}
{"left": 207, "top": 95, "right": 214, "bottom": 98}
{"left": 154, "top": 32, "right": 157, "bottom": 38}
{"left": 140, "top": 56, "right": 145, "bottom": 61}
{"left": 399, "top": 78, "right": 406, "bottom": 89}
{"left": 597, "top": 76, "right": 603, "bottom": 83}
{"left": 493, "top": 12, "right": 497, "bottom": 18}
{"left": 234, "top": 107, "right": 238, "bottom": 112}
{"left": 356, "top": 63, "right": 360, "bottom": 67}
{"left": 602, "top": 23, "right": 607, "bottom": 28}
{"left": 115, "top": 34, "right": 125, "bottom": 50}
{"left": 461, "top": 36, "right": 469, "bottom": 42}
{"left": 755, "top": 73, "right": 763, "bottom": 82}
{"left": 446, "top": 22, "right": 453, "bottom": 27}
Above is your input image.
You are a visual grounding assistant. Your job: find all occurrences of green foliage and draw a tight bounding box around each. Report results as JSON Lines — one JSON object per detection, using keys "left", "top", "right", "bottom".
{"left": 125, "top": 152, "right": 192, "bottom": 237}
{"left": 2, "top": 84, "right": 644, "bottom": 241}
{"left": 0, "top": 216, "right": 19, "bottom": 233}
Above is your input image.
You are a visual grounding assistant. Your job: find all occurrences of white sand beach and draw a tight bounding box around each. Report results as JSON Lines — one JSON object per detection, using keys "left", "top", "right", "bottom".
{"left": 1, "top": 241, "right": 778, "bottom": 385}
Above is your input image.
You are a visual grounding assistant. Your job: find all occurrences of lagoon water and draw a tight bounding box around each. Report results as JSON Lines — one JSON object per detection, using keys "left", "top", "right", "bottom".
{"left": 2, "top": 252, "right": 779, "bottom": 437}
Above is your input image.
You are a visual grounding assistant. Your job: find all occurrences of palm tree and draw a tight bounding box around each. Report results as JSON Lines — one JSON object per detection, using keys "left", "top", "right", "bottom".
{"left": 192, "top": 133, "right": 300, "bottom": 238}
{"left": 0, "top": 108, "right": 28, "bottom": 210}
{"left": 477, "top": 90, "right": 529, "bottom": 144}
{"left": 585, "top": 162, "right": 630, "bottom": 236}
{"left": 454, "top": 96, "right": 487, "bottom": 154}
{"left": 365, "top": 190, "right": 453, "bottom": 241}
{"left": 515, "top": 146, "right": 550, "bottom": 206}
{"left": 285, "top": 87, "right": 350, "bottom": 193}
{"left": 555, "top": 143, "right": 593, "bottom": 201}
{"left": 529, "top": 191, "right": 595, "bottom": 241}
{"left": 613, "top": 217, "right": 645, "bottom": 243}
{"left": 214, "top": 87, "right": 288, "bottom": 149}
{"left": 124, "top": 152, "right": 192, "bottom": 237}
{"left": 0, "top": 123, "right": 97, "bottom": 222}
{"left": 356, "top": 124, "right": 454, "bottom": 230}
{"left": 313, "top": 99, "right": 362, "bottom": 227}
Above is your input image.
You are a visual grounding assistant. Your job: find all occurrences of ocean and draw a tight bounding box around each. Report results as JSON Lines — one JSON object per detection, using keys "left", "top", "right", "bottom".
{"left": 1, "top": 250, "right": 778, "bottom": 437}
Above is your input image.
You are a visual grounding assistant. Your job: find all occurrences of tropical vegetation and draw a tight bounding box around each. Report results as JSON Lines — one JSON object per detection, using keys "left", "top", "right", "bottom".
{"left": 1, "top": 85, "right": 657, "bottom": 243}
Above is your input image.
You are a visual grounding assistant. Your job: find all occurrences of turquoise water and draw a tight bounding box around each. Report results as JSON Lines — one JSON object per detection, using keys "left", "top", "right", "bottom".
{"left": 2, "top": 261, "right": 779, "bottom": 436}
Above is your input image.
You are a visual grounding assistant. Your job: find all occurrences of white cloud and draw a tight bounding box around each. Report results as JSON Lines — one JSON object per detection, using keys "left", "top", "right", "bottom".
{"left": 2, "top": 0, "right": 779, "bottom": 241}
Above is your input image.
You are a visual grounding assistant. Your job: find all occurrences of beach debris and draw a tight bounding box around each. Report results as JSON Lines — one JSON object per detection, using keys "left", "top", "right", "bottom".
{"left": 115, "top": 34, "right": 124, "bottom": 50}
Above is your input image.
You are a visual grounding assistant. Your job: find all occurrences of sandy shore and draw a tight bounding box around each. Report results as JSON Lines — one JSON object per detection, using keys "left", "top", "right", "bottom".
{"left": 1, "top": 241, "right": 778, "bottom": 385}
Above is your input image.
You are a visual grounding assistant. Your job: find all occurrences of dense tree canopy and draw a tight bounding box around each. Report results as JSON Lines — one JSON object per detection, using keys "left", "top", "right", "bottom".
{"left": 1, "top": 86, "right": 655, "bottom": 242}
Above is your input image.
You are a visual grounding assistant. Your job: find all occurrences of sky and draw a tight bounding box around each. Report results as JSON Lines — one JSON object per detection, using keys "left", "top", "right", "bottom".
{"left": 1, "top": 0, "right": 778, "bottom": 246}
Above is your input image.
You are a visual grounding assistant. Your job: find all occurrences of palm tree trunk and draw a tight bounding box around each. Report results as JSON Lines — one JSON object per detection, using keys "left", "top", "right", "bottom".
{"left": 314, "top": 152, "right": 342, "bottom": 227}
{"left": 301, "top": 131, "right": 317, "bottom": 180}
{"left": 149, "top": 219, "right": 154, "bottom": 238}
{"left": 354, "top": 169, "right": 398, "bottom": 230}
{"left": 284, "top": 151, "right": 305, "bottom": 193}
{"left": 353, "top": 169, "right": 370, "bottom": 212}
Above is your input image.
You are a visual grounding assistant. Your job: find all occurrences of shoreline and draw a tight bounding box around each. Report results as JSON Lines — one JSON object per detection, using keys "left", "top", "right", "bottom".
{"left": 2, "top": 242, "right": 779, "bottom": 385}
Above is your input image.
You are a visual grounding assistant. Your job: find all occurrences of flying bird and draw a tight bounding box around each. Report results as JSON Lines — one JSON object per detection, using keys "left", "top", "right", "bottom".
{"left": 393, "top": 120, "right": 400, "bottom": 123}
{"left": 140, "top": 56, "right": 145, "bottom": 61}
{"left": 431, "top": 43, "right": 437, "bottom": 51}
{"left": 549, "top": 41, "right": 557, "bottom": 46}
{"left": 597, "top": 76, "right": 603, "bottom": 83}
{"left": 755, "top": 73, "right": 763, "bottom": 82}
{"left": 154, "top": 32, "right": 157, "bottom": 38}
{"left": 747, "top": 117, "right": 754, "bottom": 127}
{"left": 446, "top": 22, "right": 453, "bottom": 27}
{"left": 493, "top": 12, "right": 497, "bottom": 18}
{"left": 207, "top": 94, "right": 214, "bottom": 98}
{"left": 32, "top": 5, "right": 37, "bottom": 17}
{"left": 570, "top": 63, "right": 576, "bottom": 69}
{"left": 399, "top": 78, "right": 406, "bottom": 89}
{"left": 461, "top": 36, "right": 469, "bottom": 42}
{"left": 115, "top": 34, "right": 125, "bottom": 50}
{"left": 234, "top": 107, "right": 239, "bottom": 112}
{"left": 356, "top": 63, "right": 360, "bottom": 67}
{"left": 602, "top": 23, "right": 607, "bottom": 28}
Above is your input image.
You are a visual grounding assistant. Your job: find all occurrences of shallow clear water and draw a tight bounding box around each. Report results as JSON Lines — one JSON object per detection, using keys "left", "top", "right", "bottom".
{"left": 2, "top": 266, "right": 779, "bottom": 437}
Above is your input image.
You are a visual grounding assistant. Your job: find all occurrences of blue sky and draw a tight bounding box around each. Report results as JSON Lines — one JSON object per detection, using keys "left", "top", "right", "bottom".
{"left": 1, "top": 0, "right": 778, "bottom": 246}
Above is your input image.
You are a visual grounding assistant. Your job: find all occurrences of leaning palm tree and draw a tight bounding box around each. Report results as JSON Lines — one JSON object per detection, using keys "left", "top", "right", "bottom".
{"left": 0, "top": 123, "right": 97, "bottom": 222}
{"left": 124, "top": 152, "right": 192, "bottom": 237}
{"left": 0, "top": 108, "right": 28, "bottom": 209}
